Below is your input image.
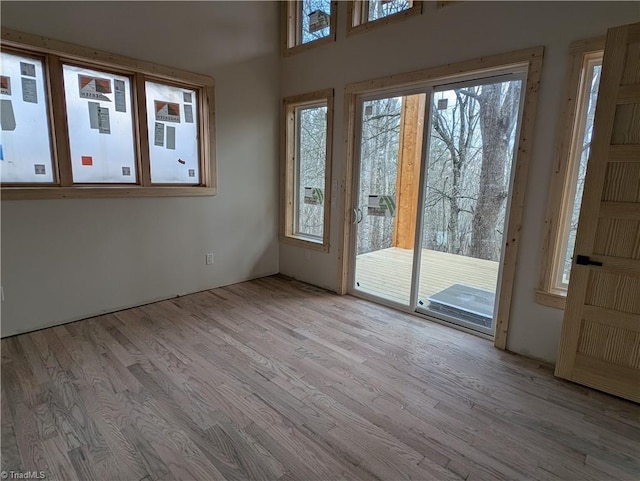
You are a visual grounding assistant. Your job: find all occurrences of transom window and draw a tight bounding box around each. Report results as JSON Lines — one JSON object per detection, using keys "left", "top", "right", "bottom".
{"left": 284, "top": 1, "right": 337, "bottom": 54}
{"left": 364, "top": 0, "right": 413, "bottom": 22}
{"left": 348, "top": 0, "right": 422, "bottom": 35}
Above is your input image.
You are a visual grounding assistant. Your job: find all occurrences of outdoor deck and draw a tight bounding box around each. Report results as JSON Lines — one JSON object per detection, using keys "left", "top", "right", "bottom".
{"left": 355, "top": 247, "right": 499, "bottom": 306}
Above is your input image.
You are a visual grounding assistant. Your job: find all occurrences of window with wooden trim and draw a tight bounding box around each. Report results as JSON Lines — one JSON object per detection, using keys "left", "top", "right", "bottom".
{"left": 347, "top": 0, "right": 422, "bottom": 35}
{"left": 0, "top": 29, "right": 215, "bottom": 199}
{"left": 284, "top": 1, "right": 337, "bottom": 54}
{"left": 281, "top": 89, "right": 333, "bottom": 251}
{"left": 537, "top": 38, "right": 604, "bottom": 309}
{"left": 0, "top": 50, "right": 54, "bottom": 183}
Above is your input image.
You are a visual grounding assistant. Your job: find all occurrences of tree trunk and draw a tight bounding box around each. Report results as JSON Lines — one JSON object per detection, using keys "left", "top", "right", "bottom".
{"left": 432, "top": 91, "right": 475, "bottom": 256}
{"left": 470, "top": 82, "right": 520, "bottom": 260}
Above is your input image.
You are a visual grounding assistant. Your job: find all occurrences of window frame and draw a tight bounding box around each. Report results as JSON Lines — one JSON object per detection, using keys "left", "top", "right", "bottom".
{"left": 60, "top": 60, "right": 140, "bottom": 185}
{"left": 281, "top": 89, "right": 334, "bottom": 252}
{"left": 536, "top": 36, "right": 605, "bottom": 310}
{"left": 339, "top": 47, "right": 544, "bottom": 351}
{"left": 283, "top": 1, "right": 337, "bottom": 56}
{"left": 1, "top": 28, "right": 216, "bottom": 199}
{"left": 347, "top": 0, "right": 422, "bottom": 36}
{"left": 0, "top": 47, "right": 58, "bottom": 186}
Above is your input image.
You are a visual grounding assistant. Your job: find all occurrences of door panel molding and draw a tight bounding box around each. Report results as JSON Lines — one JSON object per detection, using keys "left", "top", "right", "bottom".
{"left": 555, "top": 22, "right": 640, "bottom": 402}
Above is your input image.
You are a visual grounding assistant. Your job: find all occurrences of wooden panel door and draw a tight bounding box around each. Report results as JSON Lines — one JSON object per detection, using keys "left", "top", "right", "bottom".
{"left": 555, "top": 22, "right": 640, "bottom": 402}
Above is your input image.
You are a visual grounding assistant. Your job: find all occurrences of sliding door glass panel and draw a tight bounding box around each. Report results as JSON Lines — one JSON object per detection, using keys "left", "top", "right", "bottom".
{"left": 354, "top": 94, "right": 425, "bottom": 305}
{"left": 418, "top": 78, "right": 523, "bottom": 333}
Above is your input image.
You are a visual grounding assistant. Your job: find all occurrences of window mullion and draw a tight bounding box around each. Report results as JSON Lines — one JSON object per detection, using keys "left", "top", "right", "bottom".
{"left": 47, "top": 55, "right": 73, "bottom": 187}
{"left": 201, "top": 85, "right": 216, "bottom": 188}
{"left": 285, "top": 106, "right": 296, "bottom": 237}
{"left": 360, "top": 1, "right": 369, "bottom": 23}
{"left": 135, "top": 74, "right": 152, "bottom": 187}
{"left": 296, "top": 1, "right": 303, "bottom": 47}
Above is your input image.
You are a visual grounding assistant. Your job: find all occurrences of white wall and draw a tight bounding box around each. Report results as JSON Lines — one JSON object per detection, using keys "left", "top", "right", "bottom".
{"left": 279, "top": 1, "right": 640, "bottom": 363}
{"left": 1, "top": 1, "right": 281, "bottom": 336}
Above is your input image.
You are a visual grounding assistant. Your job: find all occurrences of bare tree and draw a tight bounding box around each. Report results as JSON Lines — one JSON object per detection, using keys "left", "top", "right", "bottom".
{"left": 429, "top": 90, "right": 481, "bottom": 254}
{"left": 466, "top": 81, "right": 521, "bottom": 260}
{"left": 343, "top": 79, "right": 524, "bottom": 263}
{"left": 297, "top": 105, "right": 327, "bottom": 237}
{"left": 357, "top": 98, "right": 402, "bottom": 254}
{"left": 422, "top": 80, "right": 522, "bottom": 262}
{"left": 368, "top": 0, "right": 412, "bottom": 21}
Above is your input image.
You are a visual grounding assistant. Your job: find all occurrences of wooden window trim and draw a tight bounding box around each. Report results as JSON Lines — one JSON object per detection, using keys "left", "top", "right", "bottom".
{"left": 1, "top": 28, "right": 216, "bottom": 200}
{"left": 338, "top": 46, "right": 544, "bottom": 350}
{"left": 347, "top": 1, "right": 422, "bottom": 37}
{"left": 283, "top": 1, "right": 337, "bottom": 57}
{"left": 536, "top": 36, "right": 605, "bottom": 310}
{"left": 0, "top": 47, "right": 60, "bottom": 187}
{"left": 281, "top": 89, "right": 334, "bottom": 253}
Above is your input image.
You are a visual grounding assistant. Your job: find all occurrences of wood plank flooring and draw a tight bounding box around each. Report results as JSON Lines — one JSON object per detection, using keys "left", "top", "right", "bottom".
{"left": 2, "top": 275, "right": 639, "bottom": 481}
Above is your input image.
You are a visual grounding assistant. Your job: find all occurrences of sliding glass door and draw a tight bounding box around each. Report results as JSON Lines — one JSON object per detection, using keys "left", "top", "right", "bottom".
{"left": 352, "top": 93, "right": 425, "bottom": 306}
{"left": 350, "top": 71, "right": 526, "bottom": 336}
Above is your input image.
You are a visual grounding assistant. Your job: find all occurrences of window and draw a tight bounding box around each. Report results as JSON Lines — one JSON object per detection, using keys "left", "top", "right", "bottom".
{"left": 0, "top": 51, "right": 54, "bottom": 183}
{"left": 62, "top": 64, "right": 137, "bottom": 184}
{"left": 0, "top": 29, "right": 215, "bottom": 199}
{"left": 347, "top": 0, "right": 422, "bottom": 35}
{"left": 281, "top": 89, "right": 333, "bottom": 251}
{"left": 145, "top": 81, "right": 200, "bottom": 184}
{"left": 537, "top": 37, "right": 604, "bottom": 309}
{"left": 284, "top": 1, "right": 337, "bottom": 54}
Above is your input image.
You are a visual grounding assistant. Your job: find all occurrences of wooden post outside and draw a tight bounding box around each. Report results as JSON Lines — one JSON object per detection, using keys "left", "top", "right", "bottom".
{"left": 393, "top": 94, "right": 426, "bottom": 249}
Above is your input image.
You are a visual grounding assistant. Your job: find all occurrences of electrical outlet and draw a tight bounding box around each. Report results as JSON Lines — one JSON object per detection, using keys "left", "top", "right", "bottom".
{"left": 304, "top": 250, "right": 311, "bottom": 261}
{"left": 205, "top": 253, "right": 214, "bottom": 265}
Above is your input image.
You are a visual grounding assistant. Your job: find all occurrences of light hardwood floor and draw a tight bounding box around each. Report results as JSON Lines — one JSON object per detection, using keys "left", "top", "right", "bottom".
{"left": 2, "top": 276, "right": 639, "bottom": 481}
